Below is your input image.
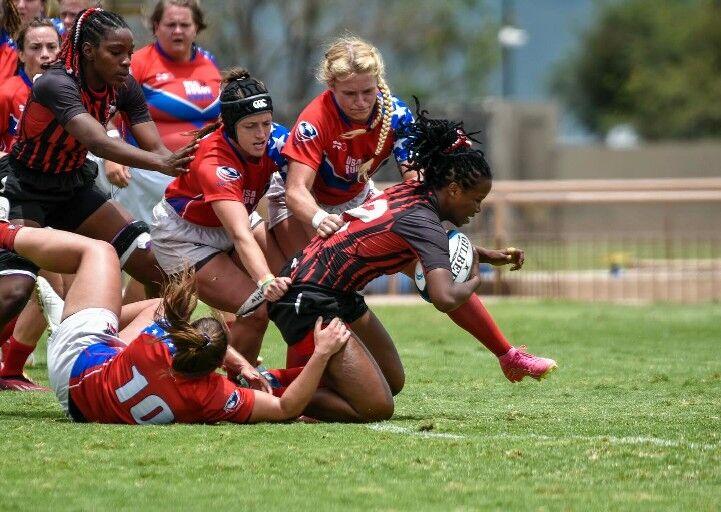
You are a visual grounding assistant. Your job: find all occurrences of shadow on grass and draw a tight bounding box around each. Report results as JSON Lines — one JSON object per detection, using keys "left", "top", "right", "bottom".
{"left": 0, "top": 409, "right": 67, "bottom": 421}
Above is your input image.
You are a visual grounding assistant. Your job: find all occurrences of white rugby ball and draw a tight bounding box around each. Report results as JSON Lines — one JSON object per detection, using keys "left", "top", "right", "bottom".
{"left": 414, "top": 230, "right": 474, "bottom": 302}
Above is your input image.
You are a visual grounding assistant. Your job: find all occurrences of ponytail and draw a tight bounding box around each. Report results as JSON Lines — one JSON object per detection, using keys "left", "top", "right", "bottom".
{"left": 158, "top": 267, "right": 228, "bottom": 376}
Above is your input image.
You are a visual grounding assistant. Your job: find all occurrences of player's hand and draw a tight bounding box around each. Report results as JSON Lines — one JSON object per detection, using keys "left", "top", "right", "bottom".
{"left": 313, "top": 317, "right": 351, "bottom": 357}
{"left": 262, "top": 276, "right": 291, "bottom": 302}
{"left": 481, "top": 247, "right": 525, "bottom": 270}
{"left": 239, "top": 364, "right": 272, "bottom": 394}
{"left": 159, "top": 141, "right": 198, "bottom": 176}
{"left": 316, "top": 213, "right": 344, "bottom": 238}
{"left": 105, "top": 160, "right": 131, "bottom": 187}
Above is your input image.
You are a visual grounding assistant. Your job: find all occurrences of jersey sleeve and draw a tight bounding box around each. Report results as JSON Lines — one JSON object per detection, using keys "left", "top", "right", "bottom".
{"left": 281, "top": 106, "right": 328, "bottom": 171}
{"left": 31, "top": 71, "right": 87, "bottom": 126}
{"left": 194, "top": 147, "right": 246, "bottom": 203}
{"left": 389, "top": 96, "right": 414, "bottom": 164}
{"left": 392, "top": 207, "right": 451, "bottom": 273}
{"left": 116, "top": 76, "right": 152, "bottom": 126}
{"left": 197, "top": 375, "right": 256, "bottom": 424}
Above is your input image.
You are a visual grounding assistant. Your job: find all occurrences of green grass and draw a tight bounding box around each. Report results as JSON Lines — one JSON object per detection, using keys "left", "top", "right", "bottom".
{"left": 2, "top": 301, "right": 720, "bottom": 511}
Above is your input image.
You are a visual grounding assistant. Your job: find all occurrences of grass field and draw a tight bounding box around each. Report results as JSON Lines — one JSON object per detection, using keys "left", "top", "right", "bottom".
{"left": 2, "top": 300, "right": 720, "bottom": 511}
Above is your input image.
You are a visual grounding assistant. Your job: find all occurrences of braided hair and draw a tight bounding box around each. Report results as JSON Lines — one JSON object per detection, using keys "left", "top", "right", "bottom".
{"left": 318, "top": 36, "right": 393, "bottom": 182}
{"left": 56, "top": 7, "right": 129, "bottom": 82}
{"left": 401, "top": 98, "right": 492, "bottom": 191}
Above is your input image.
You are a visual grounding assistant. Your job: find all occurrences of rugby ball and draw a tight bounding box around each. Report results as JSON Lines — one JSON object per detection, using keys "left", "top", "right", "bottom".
{"left": 414, "top": 230, "right": 474, "bottom": 302}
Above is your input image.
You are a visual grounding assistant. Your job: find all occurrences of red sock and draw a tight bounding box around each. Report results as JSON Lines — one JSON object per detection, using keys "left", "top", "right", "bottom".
{"left": 0, "top": 336, "right": 35, "bottom": 377}
{"left": 447, "top": 294, "right": 512, "bottom": 357}
{"left": 0, "top": 223, "right": 22, "bottom": 251}
{"left": 267, "top": 367, "right": 303, "bottom": 386}
{"left": 0, "top": 315, "right": 18, "bottom": 344}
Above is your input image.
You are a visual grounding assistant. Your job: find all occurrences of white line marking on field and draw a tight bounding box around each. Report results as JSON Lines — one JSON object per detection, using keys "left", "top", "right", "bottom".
{"left": 367, "top": 423, "right": 465, "bottom": 440}
{"left": 366, "top": 424, "right": 720, "bottom": 451}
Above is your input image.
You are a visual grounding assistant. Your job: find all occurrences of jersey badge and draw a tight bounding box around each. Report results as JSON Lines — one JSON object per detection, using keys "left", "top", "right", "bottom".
{"left": 155, "top": 72, "right": 174, "bottom": 83}
{"left": 332, "top": 140, "right": 347, "bottom": 151}
{"left": 216, "top": 166, "right": 241, "bottom": 182}
{"left": 224, "top": 389, "right": 241, "bottom": 412}
{"left": 295, "top": 121, "right": 318, "bottom": 143}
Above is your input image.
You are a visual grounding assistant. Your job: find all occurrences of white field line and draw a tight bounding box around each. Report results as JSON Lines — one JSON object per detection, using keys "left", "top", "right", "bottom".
{"left": 367, "top": 424, "right": 720, "bottom": 451}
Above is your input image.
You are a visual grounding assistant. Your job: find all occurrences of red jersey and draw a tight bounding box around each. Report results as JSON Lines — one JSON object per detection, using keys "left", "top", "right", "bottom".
{"left": 282, "top": 90, "right": 414, "bottom": 206}
{"left": 0, "top": 70, "right": 30, "bottom": 152}
{"left": 68, "top": 322, "right": 255, "bottom": 425}
{"left": 0, "top": 30, "right": 16, "bottom": 80}
{"left": 164, "top": 123, "right": 289, "bottom": 227}
{"left": 130, "top": 43, "right": 221, "bottom": 151}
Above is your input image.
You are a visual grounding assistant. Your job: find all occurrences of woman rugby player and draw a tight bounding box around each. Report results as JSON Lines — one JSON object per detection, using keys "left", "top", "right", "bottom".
{"left": 0, "top": 199, "right": 353, "bottom": 424}
{"left": 150, "top": 68, "right": 290, "bottom": 363}
{"left": 268, "top": 103, "right": 558, "bottom": 421}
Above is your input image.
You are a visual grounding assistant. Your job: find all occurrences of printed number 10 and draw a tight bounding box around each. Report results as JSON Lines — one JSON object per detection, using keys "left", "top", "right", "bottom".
{"left": 114, "top": 365, "right": 175, "bottom": 424}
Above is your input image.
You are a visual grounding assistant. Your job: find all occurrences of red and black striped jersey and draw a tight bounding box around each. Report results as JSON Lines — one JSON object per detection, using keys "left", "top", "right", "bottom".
{"left": 11, "top": 63, "right": 151, "bottom": 173}
{"left": 291, "top": 181, "right": 452, "bottom": 293}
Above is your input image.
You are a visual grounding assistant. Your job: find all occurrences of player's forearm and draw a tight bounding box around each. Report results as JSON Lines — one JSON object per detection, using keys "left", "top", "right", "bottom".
{"left": 86, "top": 135, "right": 165, "bottom": 172}
{"left": 286, "top": 184, "right": 321, "bottom": 226}
{"left": 277, "top": 351, "right": 332, "bottom": 418}
{"left": 231, "top": 233, "right": 273, "bottom": 283}
{"left": 431, "top": 276, "right": 483, "bottom": 313}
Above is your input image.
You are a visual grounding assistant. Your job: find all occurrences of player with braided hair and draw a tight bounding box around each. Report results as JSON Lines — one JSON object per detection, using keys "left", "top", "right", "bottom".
{"left": 268, "top": 103, "right": 556, "bottom": 421}
{"left": 267, "top": 35, "right": 415, "bottom": 265}
{"left": 0, "top": 7, "right": 197, "bottom": 382}
{"left": 150, "top": 67, "right": 291, "bottom": 364}
{"left": 0, "top": 198, "right": 353, "bottom": 424}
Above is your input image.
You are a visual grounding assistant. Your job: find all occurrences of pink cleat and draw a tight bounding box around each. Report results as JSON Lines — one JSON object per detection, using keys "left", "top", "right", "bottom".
{"left": 0, "top": 374, "right": 50, "bottom": 391}
{"left": 498, "top": 345, "right": 557, "bottom": 383}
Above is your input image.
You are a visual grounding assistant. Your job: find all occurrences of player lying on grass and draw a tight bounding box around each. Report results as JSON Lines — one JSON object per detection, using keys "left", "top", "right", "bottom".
{"left": 0, "top": 199, "right": 353, "bottom": 424}
{"left": 268, "top": 102, "right": 558, "bottom": 421}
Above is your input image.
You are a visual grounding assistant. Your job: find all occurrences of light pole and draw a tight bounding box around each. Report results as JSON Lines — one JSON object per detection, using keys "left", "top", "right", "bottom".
{"left": 498, "top": 0, "right": 528, "bottom": 98}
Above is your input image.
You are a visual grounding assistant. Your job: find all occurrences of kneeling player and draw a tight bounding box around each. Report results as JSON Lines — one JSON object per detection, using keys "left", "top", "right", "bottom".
{"left": 0, "top": 201, "right": 352, "bottom": 424}
{"left": 268, "top": 103, "right": 558, "bottom": 421}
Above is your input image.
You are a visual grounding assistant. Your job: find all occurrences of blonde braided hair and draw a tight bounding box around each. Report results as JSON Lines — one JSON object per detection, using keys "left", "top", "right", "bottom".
{"left": 318, "top": 36, "right": 393, "bottom": 182}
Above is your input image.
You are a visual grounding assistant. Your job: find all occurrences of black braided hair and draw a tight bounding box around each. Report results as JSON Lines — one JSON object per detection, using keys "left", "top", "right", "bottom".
{"left": 56, "top": 7, "right": 129, "bottom": 83}
{"left": 401, "top": 97, "right": 492, "bottom": 191}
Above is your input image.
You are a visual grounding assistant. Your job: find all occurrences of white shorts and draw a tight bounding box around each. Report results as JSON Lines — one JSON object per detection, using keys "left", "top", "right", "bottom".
{"left": 150, "top": 199, "right": 263, "bottom": 275}
{"left": 46, "top": 308, "right": 120, "bottom": 413}
{"left": 266, "top": 172, "right": 380, "bottom": 229}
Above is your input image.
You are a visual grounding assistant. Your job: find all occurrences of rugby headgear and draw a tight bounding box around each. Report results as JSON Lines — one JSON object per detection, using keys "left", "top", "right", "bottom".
{"left": 221, "top": 73, "right": 273, "bottom": 142}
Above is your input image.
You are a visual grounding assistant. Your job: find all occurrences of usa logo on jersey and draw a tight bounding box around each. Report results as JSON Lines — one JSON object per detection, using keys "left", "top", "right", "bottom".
{"left": 224, "top": 389, "right": 241, "bottom": 412}
{"left": 295, "top": 120, "right": 318, "bottom": 142}
{"left": 216, "top": 166, "right": 241, "bottom": 182}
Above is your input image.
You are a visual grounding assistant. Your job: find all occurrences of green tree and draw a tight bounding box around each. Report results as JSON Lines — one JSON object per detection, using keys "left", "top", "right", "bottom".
{"left": 552, "top": 0, "right": 721, "bottom": 139}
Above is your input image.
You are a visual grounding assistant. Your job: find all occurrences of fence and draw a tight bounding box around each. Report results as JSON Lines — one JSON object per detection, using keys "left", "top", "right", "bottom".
{"left": 368, "top": 178, "right": 721, "bottom": 303}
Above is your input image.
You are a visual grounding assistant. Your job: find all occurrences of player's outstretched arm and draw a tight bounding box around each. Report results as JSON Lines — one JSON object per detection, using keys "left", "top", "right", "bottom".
{"left": 247, "top": 317, "right": 350, "bottom": 423}
{"left": 476, "top": 246, "right": 525, "bottom": 271}
{"left": 63, "top": 114, "right": 196, "bottom": 177}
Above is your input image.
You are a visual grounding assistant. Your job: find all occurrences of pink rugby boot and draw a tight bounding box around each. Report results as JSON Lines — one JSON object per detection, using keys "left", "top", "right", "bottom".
{"left": 499, "top": 345, "right": 557, "bottom": 383}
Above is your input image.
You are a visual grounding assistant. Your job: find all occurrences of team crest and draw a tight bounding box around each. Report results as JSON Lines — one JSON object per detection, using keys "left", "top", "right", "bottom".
{"left": 224, "top": 389, "right": 241, "bottom": 411}
{"left": 216, "top": 166, "right": 241, "bottom": 182}
{"left": 295, "top": 121, "right": 318, "bottom": 143}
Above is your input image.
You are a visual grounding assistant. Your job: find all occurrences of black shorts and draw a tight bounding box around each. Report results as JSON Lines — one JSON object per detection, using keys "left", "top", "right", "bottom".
{"left": 268, "top": 284, "right": 369, "bottom": 346}
{"left": 0, "top": 155, "right": 109, "bottom": 275}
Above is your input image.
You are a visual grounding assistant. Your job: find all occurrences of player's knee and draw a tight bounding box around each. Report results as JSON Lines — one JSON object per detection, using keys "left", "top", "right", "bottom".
{"left": 0, "top": 277, "right": 33, "bottom": 321}
{"left": 388, "top": 371, "right": 405, "bottom": 396}
{"left": 359, "top": 395, "right": 394, "bottom": 422}
{"left": 236, "top": 305, "right": 269, "bottom": 331}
